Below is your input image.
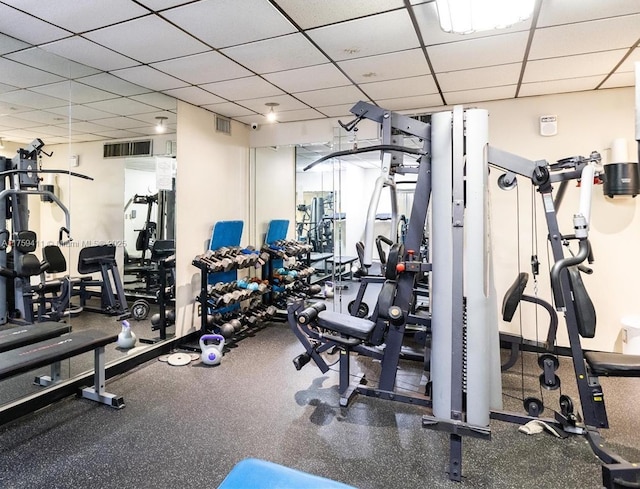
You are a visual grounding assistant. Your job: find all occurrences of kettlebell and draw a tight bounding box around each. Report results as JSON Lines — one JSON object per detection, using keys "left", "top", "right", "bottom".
{"left": 117, "top": 320, "right": 137, "bottom": 349}
{"left": 200, "top": 334, "right": 225, "bottom": 366}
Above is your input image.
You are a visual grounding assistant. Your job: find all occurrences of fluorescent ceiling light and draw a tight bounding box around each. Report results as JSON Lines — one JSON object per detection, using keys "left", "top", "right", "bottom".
{"left": 435, "top": 0, "right": 535, "bottom": 34}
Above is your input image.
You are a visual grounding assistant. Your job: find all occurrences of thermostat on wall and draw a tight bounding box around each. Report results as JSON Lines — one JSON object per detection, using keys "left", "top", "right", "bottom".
{"left": 539, "top": 115, "right": 557, "bottom": 137}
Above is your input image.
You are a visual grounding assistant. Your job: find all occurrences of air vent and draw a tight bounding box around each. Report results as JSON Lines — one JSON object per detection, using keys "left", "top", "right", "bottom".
{"left": 103, "top": 140, "right": 153, "bottom": 158}
{"left": 216, "top": 115, "right": 231, "bottom": 135}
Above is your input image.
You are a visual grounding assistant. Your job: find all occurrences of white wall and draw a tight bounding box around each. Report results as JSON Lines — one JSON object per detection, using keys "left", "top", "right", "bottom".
{"left": 250, "top": 146, "right": 296, "bottom": 246}
{"left": 174, "top": 101, "right": 250, "bottom": 337}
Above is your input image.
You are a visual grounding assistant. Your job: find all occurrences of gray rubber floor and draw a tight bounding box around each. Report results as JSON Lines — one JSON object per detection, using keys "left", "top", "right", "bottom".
{"left": 1, "top": 307, "right": 639, "bottom": 489}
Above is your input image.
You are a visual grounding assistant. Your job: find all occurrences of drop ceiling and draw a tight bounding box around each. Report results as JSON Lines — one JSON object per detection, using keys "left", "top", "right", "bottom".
{"left": 0, "top": 0, "right": 638, "bottom": 145}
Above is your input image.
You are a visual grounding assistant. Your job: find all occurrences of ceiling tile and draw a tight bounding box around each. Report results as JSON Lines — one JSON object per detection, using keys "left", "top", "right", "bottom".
{"left": 428, "top": 32, "right": 529, "bottom": 72}
{"left": 11, "top": 110, "right": 71, "bottom": 125}
{"left": 237, "top": 94, "right": 308, "bottom": 113}
{"left": 0, "top": 33, "right": 30, "bottom": 55}
{"left": 200, "top": 102, "right": 256, "bottom": 118}
{"left": 151, "top": 51, "right": 251, "bottom": 85}
{"left": 162, "top": 86, "right": 225, "bottom": 106}
{"left": 90, "top": 116, "right": 151, "bottom": 130}
{"left": 41, "top": 37, "right": 139, "bottom": 71}
{"left": 1, "top": 128, "right": 49, "bottom": 142}
{"left": 600, "top": 71, "right": 635, "bottom": 89}
{"left": 76, "top": 73, "right": 150, "bottom": 96}
{"left": 84, "top": 15, "right": 209, "bottom": 64}
{"left": 93, "top": 129, "right": 149, "bottom": 139}
{"left": 200, "top": 76, "right": 285, "bottom": 101}
{"left": 31, "top": 81, "right": 118, "bottom": 104}
{"left": 338, "top": 49, "right": 430, "bottom": 83}
{"left": 0, "top": 89, "right": 68, "bottom": 110}
{"left": 48, "top": 104, "right": 115, "bottom": 121}
{"left": 529, "top": 15, "right": 640, "bottom": 60}
{"left": 84, "top": 97, "right": 159, "bottom": 116}
{"left": 294, "top": 85, "right": 364, "bottom": 106}
{"left": 234, "top": 114, "right": 270, "bottom": 125}
{"left": 5, "top": 48, "right": 100, "bottom": 78}
{"left": 615, "top": 47, "right": 640, "bottom": 72}
{"left": 69, "top": 133, "right": 110, "bottom": 142}
{"left": 272, "top": 0, "right": 404, "bottom": 29}
{"left": 307, "top": 10, "right": 419, "bottom": 61}
{"left": 7, "top": 0, "right": 150, "bottom": 32}
{"left": 375, "top": 94, "right": 442, "bottom": 111}
{"left": 436, "top": 64, "right": 521, "bottom": 92}
{"left": 136, "top": 0, "right": 193, "bottom": 10}
{"left": 315, "top": 103, "right": 356, "bottom": 118}
{"left": 444, "top": 86, "right": 516, "bottom": 105}
{"left": 263, "top": 64, "right": 352, "bottom": 93}
{"left": 221, "top": 34, "right": 328, "bottom": 74}
{"left": 162, "top": 0, "right": 296, "bottom": 49}
{"left": 412, "top": 2, "right": 532, "bottom": 46}
{"left": 128, "top": 111, "right": 177, "bottom": 125}
{"left": 524, "top": 50, "right": 628, "bottom": 84}
{"left": 270, "top": 108, "right": 325, "bottom": 122}
{"left": 0, "top": 82, "right": 19, "bottom": 94}
{"left": 0, "top": 4, "right": 70, "bottom": 45}
{"left": 359, "top": 75, "right": 438, "bottom": 100}
{"left": 538, "top": 0, "right": 640, "bottom": 27}
{"left": 0, "top": 58, "right": 65, "bottom": 88}
{"left": 110, "top": 66, "right": 188, "bottom": 91}
{"left": 67, "top": 121, "right": 113, "bottom": 133}
{"left": 0, "top": 116, "right": 40, "bottom": 129}
{"left": 130, "top": 92, "right": 177, "bottom": 110}
{"left": 518, "top": 76, "right": 604, "bottom": 98}
{"left": 28, "top": 125, "right": 72, "bottom": 137}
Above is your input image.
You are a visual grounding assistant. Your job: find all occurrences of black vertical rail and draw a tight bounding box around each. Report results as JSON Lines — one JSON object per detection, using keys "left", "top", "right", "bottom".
{"left": 378, "top": 128, "right": 432, "bottom": 391}
{"left": 539, "top": 187, "right": 606, "bottom": 428}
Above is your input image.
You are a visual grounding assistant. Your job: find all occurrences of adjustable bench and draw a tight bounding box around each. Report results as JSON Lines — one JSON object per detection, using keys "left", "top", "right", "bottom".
{"left": 290, "top": 302, "right": 376, "bottom": 407}
{"left": 217, "top": 458, "right": 357, "bottom": 489}
{"left": 0, "top": 322, "right": 70, "bottom": 353}
{"left": 0, "top": 329, "right": 124, "bottom": 408}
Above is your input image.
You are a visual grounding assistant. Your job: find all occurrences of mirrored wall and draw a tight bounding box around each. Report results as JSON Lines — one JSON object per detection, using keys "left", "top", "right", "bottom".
{"left": 0, "top": 46, "right": 177, "bottom": 411}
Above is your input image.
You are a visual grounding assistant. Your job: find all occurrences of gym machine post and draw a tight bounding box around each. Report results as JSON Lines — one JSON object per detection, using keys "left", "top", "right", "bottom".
{"left": 0, "top": 138, "right": 93, "bottom": 324}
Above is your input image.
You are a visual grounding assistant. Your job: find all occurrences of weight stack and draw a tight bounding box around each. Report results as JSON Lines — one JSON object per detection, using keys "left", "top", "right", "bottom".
{"left": 603, "top": 162, "right": 639, "bottom": 198}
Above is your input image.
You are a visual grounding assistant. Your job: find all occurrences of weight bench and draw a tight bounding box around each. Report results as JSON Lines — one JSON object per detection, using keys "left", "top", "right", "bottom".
{"left": 289, "top": 301, "right": 377, "bottom": 407}
{"left": 0, "top": 329, "right": 124, "bottom": 408}
{"left": 0, "top": 322, "right": 69, "bottom": 353}
{"left": 217, "top": 458, "right": 356, "bottom": 489}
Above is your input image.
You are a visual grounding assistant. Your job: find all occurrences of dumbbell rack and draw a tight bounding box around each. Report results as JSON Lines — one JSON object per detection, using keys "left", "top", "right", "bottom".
{"left": 262, "top": 220, "right": 321, "bottom": 311}
{"left": 189, "top": 220, "right": 277, "bottom": 351}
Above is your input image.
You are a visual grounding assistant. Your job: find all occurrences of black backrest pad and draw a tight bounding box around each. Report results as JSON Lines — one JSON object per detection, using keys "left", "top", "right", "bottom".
{"left": 20, "top": 254, "right": 41, "bottom": 276}
{"left": 15, "top": 230, "right": 37, "bottom": 252}
{"left": 377, "top": 281, "right": 396, "bottom": 320}
{"left": 385, "top": 243, "right": 405, "bottom": 280}
{"left": 502, "top": 272, "right": 529, "bottom": 322}
{"left": 43, "top": 245, "right": 67, "bottom": 273}
{"left": 568, "top": 266, "right": 596, "bottom": 338}
{"left": 78, "top": 245, "right": 116, "bottom": 274}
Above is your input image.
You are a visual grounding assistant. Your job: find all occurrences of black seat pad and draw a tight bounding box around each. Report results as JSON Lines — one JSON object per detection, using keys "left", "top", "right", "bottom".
{"left": 0, "top": 329, "right": 117, "bottom": 381}
{"left": 317, "top": 311, "right": 375, "bottom": 342}
{"left": 0, "top": 322, "right": 69, "bottom": 353}
{"left": 584, "top": 350, "right": 640, "bottom": 377}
